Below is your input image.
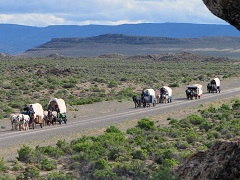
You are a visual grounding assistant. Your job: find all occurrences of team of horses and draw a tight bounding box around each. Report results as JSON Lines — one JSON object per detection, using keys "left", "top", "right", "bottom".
{"left": 10, "top": 109, "right": 59, "bottom": 131}
{"left": 132, "top": 95, "right": 152, "bottom": 108}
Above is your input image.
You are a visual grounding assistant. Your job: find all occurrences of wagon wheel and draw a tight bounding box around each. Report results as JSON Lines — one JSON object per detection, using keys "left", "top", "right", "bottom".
{"left": 153, "top": 100, "right": 156, "bottom": 107}
{"left": 63, "top": 117, "right": 67, "bottom": 124}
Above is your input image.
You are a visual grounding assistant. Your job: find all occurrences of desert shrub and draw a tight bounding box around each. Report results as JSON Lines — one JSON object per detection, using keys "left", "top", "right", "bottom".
{"left": 207, "top": 130, "right": 221, "bottom": 140}
{"left": 91, "top": 169, "right": 117, "bottom": 180}
{"left": 108, "top": 81, "right": 118, "bottom": 88}
{"left": 0, "top": 157, "right": 7, "bottom": 172}
{"left": 151, "top": 165, "right": 179, "bottom": 180}
{"left": 117, "top": 87, "right": 134, "bottom": 98}
{"left": 163, "top": 158, "right": 179, "bottom": 168}
{"left": 174, "top": 141, "right": 189, "bottom": 150}
{"left": 188, "top": 115, "right": 204, "bottom": 125}
{"left": 0, "top": 174, "right": 15, "bottom": 180}
{"left": 105, "top": 126, "right": 122, "bottom": 134}
{"left": 17, "top": 145, "right": 34, "bottom": 163}
{"left": 12, "top": 160, "right": 23, "bottom": 171}
{"left": 178, "top": 118, "right": 192, "bottom": 129}
{"left": 56, "top": 139, "right": 73, "bottom": 154}
{"left": 126, "top": 127, "right": 143, "bottom": 135}
{"left": 38, "top": 158, "right": 57, "bottom": 171}
{"left": 185, "top": 130, "right": 198, "bottom": 143}
{"left": 169, "top": 83, "right": 179, "bottom": 87}
{"left": 46, "top": 171, "right": 75, "bottom": 180}
{"left": 132, "top": 149, "right": 148, "bottom": 160}
{"left": 36, "top": 145, "right": 64, "bottom": 158}
{"left": 137, "top": 118, "right": 156, "bottom": 130}
{"left": 93, "top": 77, "right": 107, "bottom": 83}
{"left": 199, "top": 121, "right": 213, "bottom": 132}
{"left": 232, "top": 100, "right": 240, "bottom": 110}
{"left": 23, "top": 165, "right": 40, "bottom": 179}
{"left": 165, "top": 128, "right": 182, "bottom": 138}
{"left": 108, "top": 147, "right": 132, "bottom": 161}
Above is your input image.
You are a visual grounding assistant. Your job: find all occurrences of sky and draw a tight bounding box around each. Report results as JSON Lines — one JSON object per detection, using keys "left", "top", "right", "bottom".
{"left": 0, "top": 0, "right": 227, "bottom": 27}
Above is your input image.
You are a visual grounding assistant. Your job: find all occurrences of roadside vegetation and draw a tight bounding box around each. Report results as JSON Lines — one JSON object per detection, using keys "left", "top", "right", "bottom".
{"left": 0, "top": 53, "right": 239, "bottom": 119}
{"left": 0, "top": 99, "right": 240, "bottom": 179}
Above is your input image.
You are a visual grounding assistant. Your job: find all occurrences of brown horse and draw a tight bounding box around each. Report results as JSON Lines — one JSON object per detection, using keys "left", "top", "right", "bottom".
{"left": 163, "top": 94, "right": 169, "bottom": 104}
{"left": 44, "top": 110, "right": 57, "bottom": 125}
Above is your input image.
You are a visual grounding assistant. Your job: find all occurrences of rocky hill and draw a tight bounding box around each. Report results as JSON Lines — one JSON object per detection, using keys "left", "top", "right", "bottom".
{"left": 176, "top": 138, "right": 240, "bottom": 180}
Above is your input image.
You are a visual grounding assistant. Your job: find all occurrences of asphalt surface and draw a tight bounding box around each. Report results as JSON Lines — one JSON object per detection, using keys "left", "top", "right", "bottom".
{"left": 1, "top": 86, "right": 240, "bottom": 151}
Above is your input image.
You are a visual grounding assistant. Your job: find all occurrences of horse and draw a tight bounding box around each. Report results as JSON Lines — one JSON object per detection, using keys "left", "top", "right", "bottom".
{"left": 162, "top": 94, "right": 169, "bottom": 104}
{"left": 10, "top": 114, "right": 19, "bottom": 130}
{"left": 207, "top": 83, "right": 218, "bottom": 93}
{"left": 142, "top": 96, "right": 151, "bottom": 108}
{"left": 17, "top": 114, "right": 30, "bottom": 131}
{"left": 132, "top": 96, "right": 142, "bottom": 108}
{"left": 44, "top": 110, "right": 57, "bottom": 125}
{"left": 186, "top": 89, "right": 195, "bottom": 100}
{"left": 156, "top": 95, "right": 160, "bottom": 104}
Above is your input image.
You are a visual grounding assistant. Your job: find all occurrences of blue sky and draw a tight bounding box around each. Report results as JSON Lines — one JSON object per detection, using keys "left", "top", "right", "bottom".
{"left": 0, "top": 0, "right": 226, "bottom": 27}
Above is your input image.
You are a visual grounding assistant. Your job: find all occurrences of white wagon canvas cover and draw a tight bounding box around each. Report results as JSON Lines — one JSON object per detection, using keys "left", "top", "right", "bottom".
{"left": 161, "top": 86, "right": 172, "bottom": 97}
{"left": 30, "top": 103, "right": 44, "bottom": 119}
{"left": 48, "top": 98, "right": 67, "bottom": 114}
{"left": 210, "top": 78, "right": 220, "bottom": 87}
{"left": 145, "top": 89, "right": 156, "bottom": 98}
{"left": 187, "top": 84, "right": 203, "bottom": 95}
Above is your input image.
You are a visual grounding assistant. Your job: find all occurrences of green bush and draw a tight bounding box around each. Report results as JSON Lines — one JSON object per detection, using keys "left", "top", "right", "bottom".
{"left": 39, "top": 158, "right": 57, "bottom": 171}
{"left": 36, "top": 145, "right": 64, "bottom": 158}
{"left": 108, "top": 81, "right": 118, "bottom": 88}
{"left": 0, "top": 157, "right": 7, "bottom": 172}
{"left": 185, "top": 130, "right": 198, "bottom": 144}
{"left": 137, "top": 118, "right": 156, "bottom": 130}
{"left": 23, "top": 165, "right": 40, "bottom": 179}
{"left": 132, "top": 149, "right": 148, "bottom": 160}
{"left": 17, "top": 145, "right": 34, "bottom": 163}
{"left": 105, "top": 126, "right": 122, "bottom": 134}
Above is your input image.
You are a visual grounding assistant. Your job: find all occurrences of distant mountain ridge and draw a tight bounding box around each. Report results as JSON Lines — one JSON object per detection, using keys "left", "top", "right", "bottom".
{"left": 0, "top": 23, "right": 239, "bottom": 55}
{"left": 21, "top": 34, "right": 240, "bottom": 58}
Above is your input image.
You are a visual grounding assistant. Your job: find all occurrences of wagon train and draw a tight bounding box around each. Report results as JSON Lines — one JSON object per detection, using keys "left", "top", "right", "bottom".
{"left": 207, "top": 78, "right": 221, "bottom": 93}
{"left": 185, "top": 84, "right": 203, "bottom": 100}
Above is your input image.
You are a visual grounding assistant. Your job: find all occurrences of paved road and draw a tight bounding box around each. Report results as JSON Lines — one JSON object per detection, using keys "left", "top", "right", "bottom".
{"left": 0, "top": 87, "right": 240, "bottom": 151}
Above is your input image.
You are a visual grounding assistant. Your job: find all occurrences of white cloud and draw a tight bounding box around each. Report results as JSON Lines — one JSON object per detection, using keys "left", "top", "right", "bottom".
{"left": 0, "top": 0, "right": 226, "bottom": 27}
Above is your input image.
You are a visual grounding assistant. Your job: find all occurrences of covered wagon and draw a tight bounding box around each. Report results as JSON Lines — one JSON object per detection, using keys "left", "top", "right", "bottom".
{"left": 30, "top": 103, "right": 45, "bottom": 129}
{"left": 48, "top": 98, "right": 67, "bottom": 124}
{"left": 186, "top": 84, "right": 203, "bottom": 100}
{"left": 159, "top": 86, "right": 172, "bottom": 103}
{"left": 141, "top": 89, "right": 156, "bottom": 107}
{"left": 207, "top": 78, "right": 221, "bottom": 93}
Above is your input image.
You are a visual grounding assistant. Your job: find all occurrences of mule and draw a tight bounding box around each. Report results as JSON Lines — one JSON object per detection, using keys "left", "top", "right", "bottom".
{"left": 44, "top": 110, "right": 57, "bottom": 125}
{"left": 132, "top": 96, "right": 142, "bottom": 108}
{"left": 142, "top": 96, "right": 151, "bottom": 108}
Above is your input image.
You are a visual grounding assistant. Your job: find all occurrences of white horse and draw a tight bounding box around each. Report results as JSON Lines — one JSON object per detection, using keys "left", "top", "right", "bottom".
{"left": 10, "top": 114, "right": 19, "bottom": 130}
{"left": 17, "top": 114, "right": 30, "bottom": 131}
